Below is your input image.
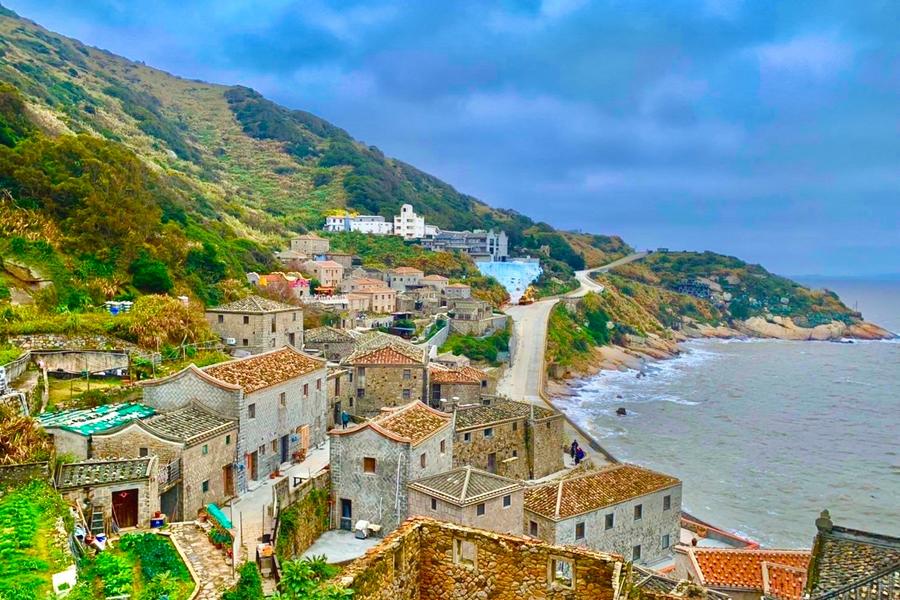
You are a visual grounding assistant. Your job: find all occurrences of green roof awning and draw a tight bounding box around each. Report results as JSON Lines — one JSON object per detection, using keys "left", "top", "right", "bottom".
{"left": 207, "top": 503, "right": 233, "bottom": 530}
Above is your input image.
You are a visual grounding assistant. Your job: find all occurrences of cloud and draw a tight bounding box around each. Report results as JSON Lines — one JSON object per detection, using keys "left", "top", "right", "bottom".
{"left": 751, "top": 33, "right": 856, "bottom": 79}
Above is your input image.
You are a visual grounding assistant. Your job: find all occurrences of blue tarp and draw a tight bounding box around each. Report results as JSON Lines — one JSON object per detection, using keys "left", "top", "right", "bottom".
{"left": 207, "top": 503, "right": 233, "bottom": 530}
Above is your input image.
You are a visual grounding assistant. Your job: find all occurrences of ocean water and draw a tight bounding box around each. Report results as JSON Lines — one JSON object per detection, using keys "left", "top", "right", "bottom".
{"left": 556, "top": 278, "right": 900, "bottom": 547}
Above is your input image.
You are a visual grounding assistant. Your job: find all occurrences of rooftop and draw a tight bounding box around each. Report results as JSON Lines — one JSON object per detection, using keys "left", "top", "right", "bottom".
{"left": 332, "top": 401, "right": 451, "bottom": 445}
{"left": 350, "top": 277, "right": 386, "bottom": 286}
{"left": 141, "top": 404, "right": 236, "bottom": 445}
{"left": 389, "top": 266, "right": 424, "bottom": 275}
{"left": 632, "top": 565, "right": 731, "bottom": 600}
{"left": 208, "top": 294, "right": 297, "bottom": 313}
{"left": 343, "top": 332, "right": 427, "bottom": 366}
{"left": 446, "top": 282, "right": 471, "bottom": 289}
{"left": 683, "top": 547, "right": 810, "bottom": 595}
{"left": 56, "top": 457, "right": 155, "bottom": 489}
{"left": 293, "top": 233, "right": 324, "bottom": 240}
{"left": 205, "top": 346, "right": 325, "bottom": 393}
{"left": 454, "top": 400, "right": 557, "bottom": 430}
{"left": 38, "top": 403, "right": 156, "bottom": 437}
{"left": 422, "top": 274, "right": 449, "bottom": 281}
{"left": 408, "top": 466, "right": 521, "bottom": 506}
{"left": 310, "top": 260, "right": 343, "bottom": 268}
{"left": 524, "top": 463, "right": 681, "bottom": 520}
{"left": 428, "top": 364, "right": 486, "bottom": 385}
{"left": 304, "top": 326, "right": 356, "bottom": 344}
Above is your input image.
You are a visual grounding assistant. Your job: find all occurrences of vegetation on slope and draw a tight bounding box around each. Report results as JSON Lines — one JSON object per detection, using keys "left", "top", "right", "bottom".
{"left": 545, "top": 293, "right": 612, "bottom": 370}
{"left": 440, "top": 326, "right": 511, "bottom": 365}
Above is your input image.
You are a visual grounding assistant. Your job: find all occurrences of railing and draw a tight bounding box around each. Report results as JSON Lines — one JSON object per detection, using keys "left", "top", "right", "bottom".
{"left": 158, "top": 458, "right": 182, "bottom": 490}
{"left": 810, "top": 562, "right": 900, "bottom": 600}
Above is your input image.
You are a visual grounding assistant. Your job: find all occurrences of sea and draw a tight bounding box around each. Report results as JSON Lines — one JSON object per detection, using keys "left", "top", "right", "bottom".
{"left": 556, "top": 277, "right": 900, "bottom": 547}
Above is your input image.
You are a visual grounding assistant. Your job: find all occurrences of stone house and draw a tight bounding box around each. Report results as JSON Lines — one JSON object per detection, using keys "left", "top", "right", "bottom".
{"left": 329, "top": 401, "right": 454, "bottom": 533}
{"left": 386, "top": 266, "right": 424, "bottom": 291}
{"left": 341, "top": 333, "right": 429, "bottom": 416}
{"left": 252, "top": 272, "right": 311, "bottom": 301}
{"left": 448, "top": 298, "right": 502, "bottom": 336}
{"left": 303, "top": 326, "right": 357, "bottom": 362}
{"left": 396, "top": 287, "right": 440, "bottom": 316}
{"left": 354, "top": 287, "right": 397, "bottom": 314}
{"left": 56, "top": 457, "right": 159, "bottom": 530}
{"left": 90, "top": 403, "right": 237, "bottom": 522}
{"left": 324, "top": 252, "right": 353, "bottom": 270}
{"left": 408, "top": 466, "right": 524, "bottom": 535}
{"left": 673, "top": 547, "right": 811, "bottom": 600}
{"left": 453, "top": 400, "right": 563, "bottom": 480}
{"left": 524, "top": 463, "right": 682, "bottom": 566}
{"left": 206, "top": 295, "right": 303, "bottom": 355}
{"left": 304, "top": 259, "right": 344, "bottom": 290}
{"left": 290, "top": 233, "right": 330, "bottom": 256}
{"left": 427, "top": 364, "right": 493, "bottom": 408}
{"left": 38, "top": 403, "right": 157, "bottom": 460}
{"left": 420, "top": 274, "right": 449, "bottom": 293}
{"left": 444, "top": 282, "right": 472, "bottom": 300}
{"left": 326, "top": 366, "right": 352, "bottom": 429}
{"left": 139, "top": 346, "right": 327, "bottom": 494}
{"left": 344, "top": 276, "right": 386, "bottom": 293}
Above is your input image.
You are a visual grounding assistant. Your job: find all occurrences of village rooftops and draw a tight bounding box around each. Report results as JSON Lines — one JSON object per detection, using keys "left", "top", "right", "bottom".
{"left": 408, "top": 466, "right": 521, "bottom": 507}
{"left": 310, "top": 259, "right": 343, "bottom": 268}
{"left": 524, "top": 463, "right": 681, "bottom": 521}
{"left": 38, "top": 403, "right": 156, "bottom": 437}
{"left": 140, "top": 404, "right": 236, "bottom": 446}
{"left": 428, "top": 364, "right": 486, "bottom": 385}
{"left": 632, "top": 565, "right": 731, "bottom": 600}
{"left": 421, "top": 274, "right": 449, "bottom": 281}
{"left": 388, "top": 266, "right": 424, "bottom": 275}
{"left": 343, "top": 332, "right": 428, "bottom": 366}
{"left": 446, "top": 282, "right": 471, "bottom": 288}
{"left": 293, "top": 233, "right": 325, "bottom": 240}
{"left": 304, "top": 326, "right": 356, "bottom": 344}
{"left": 331, "top": 401, "right": 451, "bottom": 445}
{"left": 207, "top": 294, "right": 297, "bottom": 313}
{"left": 204, "top": 346, "right": 325, "bottom": 393}
{"left": 454, "top": 399, "right": 557, "bottom": 430}
{"left": 350, "top": 277, "right": 386, "bottom": 286}
{"left": 679, "top": 547, "right": 811, "bottom": 599}
{"left": 56, "top": 457, "right": 156, "bottom": 489}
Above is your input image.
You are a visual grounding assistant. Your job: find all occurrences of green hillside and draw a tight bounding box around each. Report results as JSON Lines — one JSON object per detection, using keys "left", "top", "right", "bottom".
{"left": 0, "top": 5, "right": 626, "bottom": 312}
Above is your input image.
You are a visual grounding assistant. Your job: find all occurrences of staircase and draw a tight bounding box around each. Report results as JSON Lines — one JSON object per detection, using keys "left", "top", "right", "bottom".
{"left": 89, "top": 505, "right": 106, "bottom": 536}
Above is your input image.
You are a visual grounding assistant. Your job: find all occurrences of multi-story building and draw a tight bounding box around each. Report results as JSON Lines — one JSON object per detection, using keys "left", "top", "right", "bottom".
{"left": 396, "top": 287, "right": 440, "bottom": 316}
{"left": 408, "top": 466, "right": 524, "bottom": 535}
{"left": 420, "top": 274, "right": 449, "bottom": 292}
{"left": 444, "top": 283, "right": 472, "bottom": 300}
{"left": 325, "top": 214, "right": 394, "bottom": 235}
{"left": 324, "top": 252, "right": 353, "bottom": 270}
{"left": 343, "top": 277, "right": 388, "bottom": 293}
{"left": 139, "top": 347, "right": 327, "bottom": 493}
{"left": 448, "top": 298, "right": 504, "bottom": 336}
{"left": 290, "top": 233, "right": 330, "bottom": 256}
{"left": 329, "top": 401, "right": 454, "bottom": 533}
{"left": 674, "top": 547, "right": 811, "bottom": 600}
{"left": 428, "top": 364, "right": 493, "bottom": 408}
{"left": 91, "top": 403, "right": 237, "bottom": 521}
{"left": 420, "top": 229, "right": 509, "bottom": 261}
{"left": 205, "top": 295, "right": 303, "bottom": 354}
{"left": 393, "top": 204, "right": 427, "bottom": 240}
{"left": 341, "top": 333, "right": 429, "bottom": 416}
{"left": 303, "top": 326, "right": 358, "bottom": 362}
{"left": 303, "top": 259, "right": 344, "bottom": 290}
{"left": 453, "top": 400, "right": 563, "bottom": 480}
{"left": 385, "top": 266, "right": 424, "bottom": 291}
{"left": 354, "top": 287, "right": 397, "bottom": 314}
{"left": 525, "top": 463, "right": 682, "bottom": 566}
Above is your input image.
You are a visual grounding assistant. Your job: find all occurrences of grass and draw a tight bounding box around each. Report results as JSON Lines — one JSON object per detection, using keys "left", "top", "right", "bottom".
{"left": 46, "top": 377, "right": 131, "bottom": 411}
{"left": 439, "top": 326, "right": 510, "bottom": 365}
{"left": 0, "top": 343, "right": 23, "bottom": 365}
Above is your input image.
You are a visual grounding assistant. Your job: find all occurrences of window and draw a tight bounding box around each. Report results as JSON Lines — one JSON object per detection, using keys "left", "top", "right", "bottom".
{"left": 512, "top": 450, "right": 518, "bottom": 458}
{"left": 484, "top": 427, "right": 494, "bottom": 439}
{"left": 529, "top": 521, "right": 538, "bottom": 536}
{"left": 202, "top": 444, "right": 209, "bottom": 455}
{"left": 217, "top": 314, "right": 224, "bottom": 323}
{"left": 279, "top": 392, "right": 286, "bottom": 407}
{"left": 575, "top": 522, "right": 585, "bottom": 540}
{"left": 243, "top": 315, "right": 249, "bottom": 324}
{"left": 453, "top": 538, "right": 476, "bottom": 568}
{"left": 403, "top": 369, "right": 411, "bottom": 380}
{"left": 476, "top": 503, "right": 485, "bottom": 516}
{"left": 632, "top": 545, "right": 642, "bottom": 561}
{"left": 550, "top": 558, "right": 573, "bottom": 589}
{"left": 402, "top": 389, "right": 411, "bottom": 400}
{"left": 605, "top": 513, "right": 614, "bottom": 530}
{"left": 363, "top": 457, "right": 376, "bottom": 474}
{"left": 303, "top": 383, "right": 309, "bottom": 396}
{"left": 420, "top": 453, "right": 427, "bottom": 468}
{"left": 661, "top": 534, "right": 670, "bottom": 549}
{"left": 356, "top": 388, "right": 365, "bottom": 399}
{"left": 271, "top": 319, "right": 276, "bottom": 333}
{"left": 512, "top": 421, "right": 517, "bottom": 432}
{"left": 242, "top": 338, "right": 248, "bottom": 346}
{"left": 502, "top": 495, "right": 511, "bottom": 508}
{"left": 348, "top": 397, "right": 354, "bottom": 408}
{"left": 225, "top": 435, "right": 231, "bottom": 445}
{"left": 248, "top": 403, "right": 256, "bottom": 419}
{"left": 663, "top": 494, "right": 671, "bottom": 511}
{"left": 293, "top": 312, "right": 297, "bottom": 321}
{"left": 202, "top": 480, "right": 209, "bottom": 493}
{"left": 431, "top": 498, "right": 437, "bottom": 511}
{"left": 258, "top": 444, "right": 266, "bottom": 456}
{"left": 139, "top": 447, "right": 148, "bottom": 457}
{"left": 316, "top": 378, "right": 322, "bottom": 391}
{"left": 440, "top": 440, "right": 446, "bottom": 454}
{"left": 463, "top": 432, "right": 471, "bottom": 442}
{"left": 481, "top": 380, "right": 487, "bottom": 388}
{"left": 271, "top": 440, "right": 278, "bottom": 452}
{"left": 634, "top": 504, "right": 643, "bottom": 521}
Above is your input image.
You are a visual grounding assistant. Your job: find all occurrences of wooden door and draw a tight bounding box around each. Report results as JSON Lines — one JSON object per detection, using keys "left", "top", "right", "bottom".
{"left": 247, "top": 451, "right": 258, "bottom": 481}
{"left": 223, "top": 465, "right": 234, "bottom": 497}
{"left": 298, "top": 425, "right": 310, "bottom": 452}
{"left": 112, "top": 489, "right": 139, "bottom": 528}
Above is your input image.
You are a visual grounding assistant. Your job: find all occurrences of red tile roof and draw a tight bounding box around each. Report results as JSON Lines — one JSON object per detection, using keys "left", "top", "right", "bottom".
{"left": 763, "top": 561, "right": 808, "bottom": 600}
{"left": 428, "top": 364, "right": 485, "bottom": 385}
{"left": 331, "top": 401, "right": 451, "bottom": 445}
{"left": 422, "top": 274, "right": 449, "bottom": 281}
{"left": 204, "top": 347, "right": 325, "bottom": 393}
{"left": 389, "top": 266, "right": 424, "bottom": 274}
{"left": 687, "top": 548, "right": 810, "bottom": 595}
{"left": 524, "top": 463, "right": 680, "bottom": 520}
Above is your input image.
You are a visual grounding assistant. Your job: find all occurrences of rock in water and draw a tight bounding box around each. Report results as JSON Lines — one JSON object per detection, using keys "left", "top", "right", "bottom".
{"left": 616, "top": 407, "right": 627, "bottom": 416}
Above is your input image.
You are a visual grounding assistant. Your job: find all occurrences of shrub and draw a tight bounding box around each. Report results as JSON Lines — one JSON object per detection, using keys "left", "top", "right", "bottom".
{"left": 222, "top": 562, "right": 264, "bottom": 600}
{"left": 129, "top": 252, "right": 174, "bottom": 293}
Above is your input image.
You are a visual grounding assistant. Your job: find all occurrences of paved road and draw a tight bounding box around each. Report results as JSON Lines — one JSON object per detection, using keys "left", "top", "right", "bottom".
{"left": 569, "top": 251, "right": 648, "bottom": 298}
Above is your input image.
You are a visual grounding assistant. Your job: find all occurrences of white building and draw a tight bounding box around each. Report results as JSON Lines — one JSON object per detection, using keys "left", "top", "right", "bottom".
{"left": 324, "top": 214, "right": 394, "bottom": 235}
{"left": 394, "top": 204, "right": 427, "bottom": 240}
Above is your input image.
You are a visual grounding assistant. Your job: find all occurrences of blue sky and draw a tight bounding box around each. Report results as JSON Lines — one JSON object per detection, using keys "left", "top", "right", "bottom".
{"left": 7, "top": 0, "right": 899, "bottom": 276}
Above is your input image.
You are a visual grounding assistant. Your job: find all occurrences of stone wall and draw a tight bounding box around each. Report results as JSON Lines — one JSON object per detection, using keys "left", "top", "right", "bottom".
{"left": 352, "top": 365, "right": 427, "bottom": 417}
{"left": 528, "top": 415, "right": 565, "bottom": 479}
{"left": 141, "top": 368, "right": 242, "bottom": 419}
{"left": 407, "top": 488, "right": 524, "bottom": 536}
{"left": 431, "top": 382, "right": 481, "bottom": 406}
{"left": 92, "top": 423, "right": 183, "bottom": 465}
{"left": 304, "top": 339, "right": 355, "bottom": 362}
{"left": 1, "top": 350, "right": 30, "bottom": 382}
{"left": 45, "top": 428, "right": 91, "bottom": 460}
{"left": 32, "top": 350, "right": 128, "bottom": 375}
{"left": 274, "top": 470, "right": 331, "bottom": 560}
{"left": 206, "top": 309, "right": 303, "bottom": 355}
{"left": 337, "top": 518, "right": 621, "bottom": 600}
{"left": 61, "top": 474, "right": 159, "bottom": 529}
{"left": 454, "top": 417, "right": 531, "bottom": 480}
{"left": 0, "top": 462, "right": 50, "bottom": 489}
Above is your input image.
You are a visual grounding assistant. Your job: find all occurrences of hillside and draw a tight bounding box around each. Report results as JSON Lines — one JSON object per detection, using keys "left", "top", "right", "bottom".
{"left": 0, "top": 5, "right": 626, "bottom": 311}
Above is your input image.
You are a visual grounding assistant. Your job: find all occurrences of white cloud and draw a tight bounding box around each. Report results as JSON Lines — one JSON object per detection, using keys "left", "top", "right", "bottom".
{"left": 751, "top": 33, "right": 855, "bottom": 79}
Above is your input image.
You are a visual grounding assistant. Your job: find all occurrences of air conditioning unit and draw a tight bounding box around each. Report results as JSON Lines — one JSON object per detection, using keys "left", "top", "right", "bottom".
{"left": 224, "top": 338, "right": 237, "bottom": 346}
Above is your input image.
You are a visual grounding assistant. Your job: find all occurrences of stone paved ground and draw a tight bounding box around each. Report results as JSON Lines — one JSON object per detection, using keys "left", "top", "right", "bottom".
{"left": 170, "top": 522, "right": 236, "bottom": 599}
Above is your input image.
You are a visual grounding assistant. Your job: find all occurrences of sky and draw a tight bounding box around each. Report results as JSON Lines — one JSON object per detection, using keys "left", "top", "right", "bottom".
{"left": 6, "top": 0, "right": 899, "bottom": 276}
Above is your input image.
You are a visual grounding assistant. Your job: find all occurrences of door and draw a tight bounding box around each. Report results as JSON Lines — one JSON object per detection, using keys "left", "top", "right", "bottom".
{"left": 298, "top": 425, "right": 310, "bottom": 453}
{"left": 112, "top": 489, "right": 139, "bottom": 528}
{"left": 223, "top": 465, "right": 234, "bottom": 497}
{"left": 280, "top": 435, "right": 290, "bottom": 464}
{"left": 247, "top": 451, "right": 258, "bottom": 481}
{"left": 333, "top": 401, "right": 341, "bottom": 429}
{"left": 288, "top": 332, "right": 296, "bottom": 346}
{"left": 160, "top": 485, "right": 180, "bottom": 522}
{"left": 487, "top": 452, "right": 496, "bottom": 474}
{"left": 340, "top": 498, "right": 352, "bottom": 531}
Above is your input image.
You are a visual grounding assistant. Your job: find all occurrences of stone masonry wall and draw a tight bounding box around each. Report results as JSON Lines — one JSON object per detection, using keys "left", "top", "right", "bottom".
{"left": 529, "top": 415, "right": 565, "bottom": 479}
{"left": 141, "top": 370, "right": 241, "bottom": 419}
{"left": 92, "top": 424, "right": 183, "bottom": 465}
{"left": 431, "top": 382, "right": 481, "bottom": 406}
{"left": 352, "top": 365, "right": 427, "bottom": 417}
{"left": 61, "top": 476, "right": 159, "bottom": 529}
{"left": 407, "top": 489, "right": 524, "bottom": 536}
{"left": 206, "top": 310, "right": 303, "bottom": 355}
{"left": 180, "top": 433, "right": 237, "bottom": 519}
{"left": 274, "top": 470, "right": 331, "bottom": 561}
{"left": 454, "top": 418, "right": 531, "bottom": 480}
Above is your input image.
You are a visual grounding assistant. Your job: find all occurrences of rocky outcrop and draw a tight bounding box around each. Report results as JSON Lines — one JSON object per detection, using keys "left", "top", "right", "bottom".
{"left": 737, "top": 316, "right": 894, "bottom": 341}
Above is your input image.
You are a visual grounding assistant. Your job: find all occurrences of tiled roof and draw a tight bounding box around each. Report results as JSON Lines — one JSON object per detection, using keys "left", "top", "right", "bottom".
{"left": 422, "top": 274, "right": 449, "bottom": 281}
{"left": 350, "top": 277, "right": 386, "bottom": 286}
{"left": 56, "top": 457, "right": 154, "bottom": 489}
{"left": 38, "top": 403, "right": 156, "bottom": 436}
{"left": 142, "top": 404, "right": 235, "bottom": 445}
{"left": 686, "top": 548, "right": 810, "bottom": 593}
{"left": 808, "top": 517, "right": 900, "bottom": 597}
{"left": 304, "top": 326, "right": 355, "bottom": 344}
{"left": 446, "top": 283, "right": 471, "bottom": 288}
{"left": 310, "top": 260, "right": 343, "bottom": 268}
{"left": 409, "top": 466, "right": 521, "bottom": 506}
{"left": 205, "top": 346, "right": 325, "bottom": 393}
{"left": 293, "top": 233, "right": 324, "bottom": 240}
{"left": 454, "top": 400, "right": 557, "bottom": 430}
{"left": 763, "top": 561, "right": 808, "bottom": 600}
{"left": 428, "top": 364, "right": 484, "bottom": 385}
{"left": 343, "top": 332, "right": 427, "bottom": 366}
{"left": 374, "top": 402, "right": 451, "bottom": 444}
{"left": 524, "top": 463, "right": 681, "bottom": 520}
{"left": 208, "top": 294, "right": 297, "bottom": 313}
{"left": 389, "top": 266, "right": 424, "bottom": 274}
{"left": 632, "top": 566, "right": 731, "bottom": 600}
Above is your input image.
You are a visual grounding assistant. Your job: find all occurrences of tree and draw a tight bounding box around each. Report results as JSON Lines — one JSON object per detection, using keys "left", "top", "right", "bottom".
{"left": 126, "top": 294, "right": 213, "bottom": 349}
{"left": 0, "top": 405, "right": 53, "bottom": 465}
{"left": 129, "top": 253, "right": 173, "bottom": 294}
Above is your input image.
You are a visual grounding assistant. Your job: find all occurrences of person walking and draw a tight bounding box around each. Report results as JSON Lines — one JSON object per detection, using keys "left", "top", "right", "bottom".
{"left": 341, "top": 411, "right": 350, "bottom": 429}
{"left": 575, "top": 446, "right": 585, "bottom": 465}
{"left": 570, "top": 440, "right": 578, "bottom": 460}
